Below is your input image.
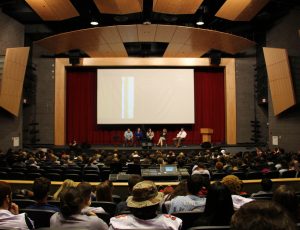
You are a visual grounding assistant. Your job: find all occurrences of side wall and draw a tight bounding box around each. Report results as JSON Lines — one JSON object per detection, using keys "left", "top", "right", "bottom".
{"left": 0, "top": 10, "right": 24, "bottom": 151}
{"left": 267, "top": 9, "right": 300, "bottom": 151}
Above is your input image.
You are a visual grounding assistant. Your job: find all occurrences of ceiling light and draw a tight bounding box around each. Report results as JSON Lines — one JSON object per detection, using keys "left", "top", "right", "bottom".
{"left": 196, "top": 18, "right": 204, "bottom": 26}
{"left": 90, "top": 20, "right": 99, "bottom": 26}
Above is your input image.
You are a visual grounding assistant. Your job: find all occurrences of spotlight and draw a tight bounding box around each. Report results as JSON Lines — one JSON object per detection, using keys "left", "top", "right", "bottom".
{"left": 196, "top": 17, "right": 204, "bottom": 26}
{"left": 90, "top": 20, "right": 99, "bottom": 26}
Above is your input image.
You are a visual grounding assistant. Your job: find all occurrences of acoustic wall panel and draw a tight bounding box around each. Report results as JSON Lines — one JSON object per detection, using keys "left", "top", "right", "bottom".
{"left": 0, "top": 47, "right": 30, "bottom": 116}
{"left": 263, "top": 47, "right": 296, "bottom": 115}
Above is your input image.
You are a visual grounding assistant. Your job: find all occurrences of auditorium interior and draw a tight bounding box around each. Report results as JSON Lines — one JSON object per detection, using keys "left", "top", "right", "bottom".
{"left": 0, "top": 0, "right": 300, "bottom": 229}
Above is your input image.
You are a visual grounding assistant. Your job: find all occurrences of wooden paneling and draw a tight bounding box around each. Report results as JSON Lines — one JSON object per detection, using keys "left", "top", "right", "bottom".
{"left": 216, "top": 0, "right": 270, "bottom": 21}
{"left": 54, "top": 57, "right": 236, "bottom": 145}
{"left": 93, "top": 0, "right": 143, "bottom": 14}
{"left": 153, "top": 0, "right": 204, "bottom": 14}
{"left": 0, "top": 47, "right": 30, "bottom": 116}
{"left": 25, "top": 0, "right": 79, "bottom": 21}
{"left": 263, "top": 47, "right": 296, "bottom": 116}
{"left": 35, "top": 25, "right": 254, "bottom": 58}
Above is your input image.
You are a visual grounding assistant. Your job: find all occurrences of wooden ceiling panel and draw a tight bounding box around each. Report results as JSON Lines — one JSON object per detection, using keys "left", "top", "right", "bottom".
{"left": 163, "top": 43, "right": 184, "bottom": 57}
{"left": 25, "top": 0, "right": 79, "bottom": 21}
{"left": 170, "top": 26, "right": 193, "bottom": 44}
{"left": 154, "top": 25, "right": 177, "bottom": 42}
{"left": 216, "top": 0, "right": 270, "bottom": 21}
{"left": 108, "top": 43, "right": 128, "bottom": 57}
{"left": 137, "top": 25, "right": 157, "bottom": 42}
{"left": 100, "top": 27, "right": 123, "bottom": 44}
{"left": 117, "top": 25, "right": 138, "bottom": 43}
{"left": 85, "top": 44, "right": 115, "bottom": 57}
{"left": 175, "top": 44, "right": 208, "bottom": 57}
{"left": 153, "top": 0, "right": 204, "bottom": 14}
{"left": 93, "top": 0, "right": 143, "bottom": 14}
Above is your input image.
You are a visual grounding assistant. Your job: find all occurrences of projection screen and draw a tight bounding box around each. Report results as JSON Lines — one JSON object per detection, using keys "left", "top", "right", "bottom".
{"left": 97, "top": 69, "right": 195, "bottom": 124}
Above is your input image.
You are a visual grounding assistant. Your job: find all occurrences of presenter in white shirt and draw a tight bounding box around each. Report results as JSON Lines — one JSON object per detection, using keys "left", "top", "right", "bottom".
{"left": 173, "top": 128, "right": 187, "bottom": 147}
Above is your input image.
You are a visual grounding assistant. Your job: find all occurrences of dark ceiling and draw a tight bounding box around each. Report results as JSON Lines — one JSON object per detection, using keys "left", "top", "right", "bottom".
{"left": 1, "top": 0, "right": 300, "bottom": 57}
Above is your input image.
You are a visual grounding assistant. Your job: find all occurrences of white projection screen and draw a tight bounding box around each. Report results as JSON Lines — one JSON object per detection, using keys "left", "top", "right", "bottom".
{"left": 97, "top": 69, "right": 195, "bottom": 124}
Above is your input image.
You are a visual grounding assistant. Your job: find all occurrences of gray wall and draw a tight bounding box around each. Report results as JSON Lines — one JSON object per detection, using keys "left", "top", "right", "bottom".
{"left": 235, "top": 57, "right": 268, "bottom": 144}
{"left": 23, "top": 45, "right": 55, "bottom": 145}
{"left": 267, "top": 9, "right": 300, "bottom": 152}
{"left": 0, "top": 10, "right": 24, "bottom": 151}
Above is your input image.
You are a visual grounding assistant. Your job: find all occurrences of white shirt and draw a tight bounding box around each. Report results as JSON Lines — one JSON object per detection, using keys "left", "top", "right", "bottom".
{"left": 0, "top": 209, "right": 33, "bottom": 230}
{"left": 168, "top": 195, "right": 206, "bottom": 214}
{"left": 50, "top": 212, "right": 108, "bottom": 230}
{"left": 231, "top": 195, "right": 253, "bottom": 210}
{"left": 109, "top": 214, "right": 182, "bottom": 230}
{"left": 176, "top": 131, "right": 187, "bottom": 139}
{"left": 82, "top": 206, "right": 105, "bottom": 214}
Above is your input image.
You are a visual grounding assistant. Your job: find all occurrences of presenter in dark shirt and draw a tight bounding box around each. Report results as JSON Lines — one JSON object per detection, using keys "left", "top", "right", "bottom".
{"left": 134, "top": 127, "right": 143, "bottom": 146}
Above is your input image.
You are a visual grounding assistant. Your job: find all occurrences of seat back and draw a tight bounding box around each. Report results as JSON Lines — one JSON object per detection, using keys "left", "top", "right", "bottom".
{"left": 172, "top": 211, "right": 204, "bottom": 230}
{"left": 95, "top": 212, "right": 110, "bottom": 224}
{"left": 83, "top": 174, "right": 100, "bottom": 182}
{"left": 20, "top": 208, "right": 56, "bottom": 228}
{"left": 13, "top": 199, "right": 36, "bottom": 209}
{"left": 46, "top": 173, "right": 62, "bottom": 181}
{"left": 246, "top": 171, "right": 263, "bottom": 179}
{"left": 63, "top": 173, "right": 81, "bottom": 181}
{"left": 91, "top": 201, "right": 116, "bottom": 217}
{"left": 127, "top": 164, "right": 141, "bottom": 175}
{"left": 281, "top": 170, "right": 296, "bottom": 178}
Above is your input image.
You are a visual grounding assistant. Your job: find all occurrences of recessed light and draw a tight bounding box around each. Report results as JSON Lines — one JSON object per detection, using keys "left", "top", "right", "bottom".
{"left": 90, "top": 20, "right": 99, "bottom": 26}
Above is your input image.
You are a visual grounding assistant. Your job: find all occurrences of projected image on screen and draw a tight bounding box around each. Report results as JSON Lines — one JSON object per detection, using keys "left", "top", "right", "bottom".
{"left": 97, "top": 69, "right": 195, "bottom": 124}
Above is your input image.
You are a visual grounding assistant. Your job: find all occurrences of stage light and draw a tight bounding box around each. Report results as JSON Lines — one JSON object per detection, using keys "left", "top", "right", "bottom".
{"left": 196, "top": 17, "right": 204, "bottom": 26}
{"left": 90, "top": 20, "right": 99, "bottom": 26}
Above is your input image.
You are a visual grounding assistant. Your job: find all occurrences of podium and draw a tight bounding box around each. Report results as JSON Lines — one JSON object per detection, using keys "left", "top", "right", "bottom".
{"left": 200, "top": 128, "right": 213, "bottom": 143}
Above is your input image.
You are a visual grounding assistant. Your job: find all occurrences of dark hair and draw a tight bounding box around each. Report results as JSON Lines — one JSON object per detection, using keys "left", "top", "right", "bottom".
{"left": 0, "top": 181, "right": 11, "bottom": 206}
{"left": 33, "top": 177, "right": 50, "bottom": 201}
{"left": 128, "top": 175, "right": 143, "bottom": 192}
{"left": 231, "top": 200, "right": 296, "bottom": 230}
{"left": 60, "top": 187, "right": 84, "bottom": 219}
{"left": 187, "top": 174, "right": 204, "bottom": 195}
{"left": 77, "top": 182, "right": 92, "bottom": 200}
{"left": 260, "top": 178, "right": 272, "bottom": 192}
{"left": 272, "top": 185, "right": 298, "bottom": 220}
{"left": 204, "top": 182, "right": 234, "bottom": 225}
{"left": 96, "top": 180, "right": 113, "bottom": 202}
{"left": 168, "top": 180, "right": 187, "bottom": 200}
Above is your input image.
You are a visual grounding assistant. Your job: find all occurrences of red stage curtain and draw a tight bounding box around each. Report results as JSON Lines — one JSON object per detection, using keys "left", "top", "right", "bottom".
{"left": 66, "top": 70, "right": 225, "bottom": 145}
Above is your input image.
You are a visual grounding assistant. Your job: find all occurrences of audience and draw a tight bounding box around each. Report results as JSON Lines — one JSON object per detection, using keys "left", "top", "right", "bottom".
{"left": 0, "top": 181, "right": 34, "bottom": 229}
{"left": 231, "top": 200, "right": 296, "bottom": 230}
{"left": 50, "top": 187, "right": 108, "bottom": 229}
{"left": 168, "top": 174, "right": 206, "bottom": 213}
{"left": 221, "top": 175, "right": 253, "bottom": 210}
{"left": 193, "top": 181, "right": 234, "bottom": 226}
{"left": 251, "top": 178, "right": 273, "bottom": 197}
{"left": 26, "top": 177, "right": 60, "bottom": 212}
{"left": 53, "top": 179, "right": 76, "bottom": 200}
{"left": 110, "top": 181, "right": 182, "bottom": 229}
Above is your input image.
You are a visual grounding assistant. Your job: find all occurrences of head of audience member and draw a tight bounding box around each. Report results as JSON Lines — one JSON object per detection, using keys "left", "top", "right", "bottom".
{"left": 96, "top": 180, "right": 113, "bottom": 202}
{"left": 204, "top": 181, "right": 234, "bottom": 225}
{"left": 272, "top": 185, "right": 298, "bottom": 221}
{"left": 0, "top": 181, "right": 12, "bottom": 210}
{"left": 215, "top": 161, "right": 224, "bottom": 171}
{"left": 77, "top": 182, "right": 93, "bottom": 208}
{"left": 32, "top": 177, "right": 51, "bottom": 203}
{"left": 221, "top": 175, "right": 242, "bottom": 195}
{"left": 260, "top": 178, "right": 273, "bottom": 192}
{"left": 127, "top": 181, "right": 163, "bottom": 220}
{"left": 53, "top": 179, "right": 76, "bottom": 201}
{"left": 60, "top": 187, "right": 84, "bottom": 219}
{"left": 128, "top": 174, "right": 143, "bottom": 194}
{"left": 231, "top": 200, "right": 296, "bottom": 230}
{"left": 187, "top": 174, "right": 205, "bottom": 196}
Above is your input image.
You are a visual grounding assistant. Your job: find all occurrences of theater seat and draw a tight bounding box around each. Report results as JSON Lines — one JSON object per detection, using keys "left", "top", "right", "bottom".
{"left": 172, "top": 211, "right": 204, "bottom": 230}
{"left": 83, "top": 173, "right": 100, "bottom": 182}
{"left": 20, "top": 209, "right": 56, "bottom": 228}
{"left": 91, "top": 201, "right": 116, "bottom": 217}
{"left": 95, "top": 212, "right": 110, "bottom": 224}
{"left": 12, "top": 199, "right": 36, "bottom": 209}
{"left": 281, "top": 170, "right": 296, "bottom": 178}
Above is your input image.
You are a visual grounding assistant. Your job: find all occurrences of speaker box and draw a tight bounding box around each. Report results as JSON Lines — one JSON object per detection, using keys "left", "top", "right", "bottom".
{"left": 210, "top": 51, "right": 221, "bottom": 65}
{"left": 69, "top": 56, "right": 80, "bottom": 65}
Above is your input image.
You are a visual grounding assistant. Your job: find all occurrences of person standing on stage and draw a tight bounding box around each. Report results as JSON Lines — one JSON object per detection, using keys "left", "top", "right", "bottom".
{"left": 157, "top": 128, "right": 167, "bottom": 147}
{"left": 134, "top": 128, "right": 143, "bottom": 146}
{"left": 173, "top": 128, "right": 187, "bottom": 147}
{"left": 124, "top": 128, "right": 133, "bottom": 147}
{"left": 146, "top": 128, "right": 154, "bottom": 142}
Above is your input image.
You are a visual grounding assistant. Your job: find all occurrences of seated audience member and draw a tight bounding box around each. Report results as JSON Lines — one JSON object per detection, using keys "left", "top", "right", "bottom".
{"left": 134, "top": 127, "right": 143, "bottom": 146}
{"left": 157, "top": 128, "right": 167, "bottom": 147}
{"left": 116, "top": 174, "right": 143, "bottom": 214}
{"left": 214, "top": 161, "right": 225, "bottom": 173}
{"left": 168, "top": 174, "right": 206, "bottom": 213}
{"left": 50, "top": 187, "right": 108, "bottom": 230}
{"left": 110, "top": 181, "right": 182, "bottom": 230}
{"left": 146, "top": 128, "right": 155, "bottom": 142}
{"left": 231, "top": 200, "right": 296, "bottom": 230}
{"left": 173, "top": 128, "right": 187, "bottom": 147}
{"left": 0, "top": 181, "right": 34, "bottom": 229}
{"left": 221, "top": 175, "right": 253, "bottom": 210}
{"left": 77, "top": 182, "right": 105, "bottom": 214}
{"left": 26, "top": 177, "right": 60, "bottom": 212}
{"left": 251, "top": 178, "right": 273, "bottom": 197}
{"left": 96, "top": 180, "right": 113, "bottom": 202}
{"left": 124, "top": 128, "right": 133, "bottom": 147}
{"left": 53, "top": 179, "right": 76, "bottom": 200}
{"left": 272, "top": 185, "right": 299, "bottom": 221}
{"left": 192, "top": 163, "right": 211, "bottom": 179}
{"left": 193, "top": 181, "right": 234, "bottom": 226}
